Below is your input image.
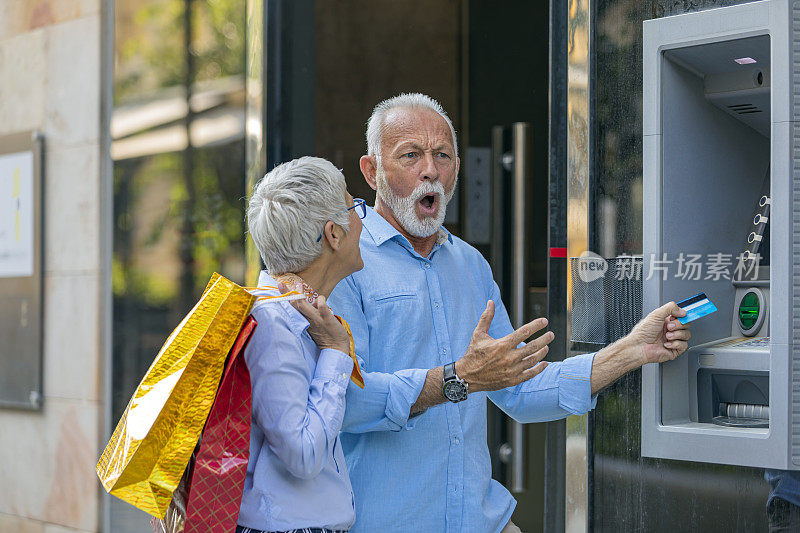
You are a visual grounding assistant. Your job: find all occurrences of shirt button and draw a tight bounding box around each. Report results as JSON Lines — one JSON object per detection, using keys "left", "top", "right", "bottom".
{"left": 434, "top": 301, "right": 440, "bottom": 308}
{"left": 341, "top": 373, "right": 348, "bottom": 381}
{"left": 424, "top": 263, "right": 431, "bottom": 269}
{"left": 441, "top": 348, "right": 447, "bottom": 356}
{"left": 453, "top": 437, "right": 460, "bottom": 445}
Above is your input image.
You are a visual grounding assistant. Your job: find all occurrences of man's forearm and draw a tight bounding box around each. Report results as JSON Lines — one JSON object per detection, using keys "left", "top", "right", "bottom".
{"left": 411, "top": 342, "right": 628, "bottom": 413}
{"left": 590, "top": 336, "right": 643, "bottom": 394}
{"left": 410, "top": 367, "right": 447, "bottom": 414}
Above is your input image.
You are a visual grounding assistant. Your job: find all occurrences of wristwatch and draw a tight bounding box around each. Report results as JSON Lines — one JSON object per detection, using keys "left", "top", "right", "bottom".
{"left": 442, "top": 362, "right": 469, "bottom": 403}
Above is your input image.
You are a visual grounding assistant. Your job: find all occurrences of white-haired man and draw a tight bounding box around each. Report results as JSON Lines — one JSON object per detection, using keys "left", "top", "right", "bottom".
{"left": 304, "top": 94, "right": 691, "bottom": 532}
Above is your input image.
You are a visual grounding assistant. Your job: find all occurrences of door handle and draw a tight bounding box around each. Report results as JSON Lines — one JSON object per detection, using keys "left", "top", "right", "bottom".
{"left": 510, "top": 122, "right": 531, "bottom": 493}
{"left": 490, "top": 122, "right": 531, "bottom": 493}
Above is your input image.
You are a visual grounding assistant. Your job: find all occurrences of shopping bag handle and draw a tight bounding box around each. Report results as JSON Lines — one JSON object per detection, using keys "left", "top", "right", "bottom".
{"left": 244, "top": 285, "right": 307, "bottom": 303}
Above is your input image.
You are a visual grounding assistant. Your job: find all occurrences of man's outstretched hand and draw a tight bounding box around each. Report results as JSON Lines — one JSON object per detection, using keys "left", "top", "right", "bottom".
{"left": 627, "top": 301, "right": 692, "bottom": 365}
{"left": 455, "top": 300, "right": 552, "bottom": 392}
{"left": 591, "top": 301, "right": 691, "bottom": 394}
{"left": 410, "top": 300, "right": 553, "bottom": 414}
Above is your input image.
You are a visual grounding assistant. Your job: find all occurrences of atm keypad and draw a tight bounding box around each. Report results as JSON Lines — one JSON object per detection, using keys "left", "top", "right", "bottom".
{"left": 732, "top": 337, "right": 770, "bottom": 348}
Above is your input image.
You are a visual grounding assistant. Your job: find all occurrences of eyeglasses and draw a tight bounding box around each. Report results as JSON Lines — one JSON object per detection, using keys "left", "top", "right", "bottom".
{"left": 316, "top": 198, "right": 367, "bottom": 242}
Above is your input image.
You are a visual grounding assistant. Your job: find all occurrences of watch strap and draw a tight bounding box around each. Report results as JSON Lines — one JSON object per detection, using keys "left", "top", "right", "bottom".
{"left": 443, "top": 361, "right": 456, "bottom": 381}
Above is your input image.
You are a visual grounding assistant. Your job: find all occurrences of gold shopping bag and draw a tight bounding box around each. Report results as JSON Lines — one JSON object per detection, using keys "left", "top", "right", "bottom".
{"left": 97, "top": 273, "right": 256, "bottom": 518}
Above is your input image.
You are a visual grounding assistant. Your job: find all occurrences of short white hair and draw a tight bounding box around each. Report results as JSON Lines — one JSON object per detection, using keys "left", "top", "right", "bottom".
{"left": 366, "top": 93, "right": 458, "bottom": 158}
{"left": 247, "top": 156, "right": 349, "bottom": 274}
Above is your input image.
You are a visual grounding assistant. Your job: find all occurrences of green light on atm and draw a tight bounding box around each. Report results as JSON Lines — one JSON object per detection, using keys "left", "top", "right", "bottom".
{"left": 738, "top": 292, "right": 760, "bottom": 330}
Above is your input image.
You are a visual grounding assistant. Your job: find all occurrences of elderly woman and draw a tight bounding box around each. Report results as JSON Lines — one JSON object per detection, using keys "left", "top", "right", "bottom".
{"left": 237, "top": 156, "right": 366, "bottom": 533}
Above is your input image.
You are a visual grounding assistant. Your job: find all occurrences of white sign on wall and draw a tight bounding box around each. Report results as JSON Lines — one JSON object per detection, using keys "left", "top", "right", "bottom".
{"left": 0, "top": 150, "right": 34, "bottom": 278}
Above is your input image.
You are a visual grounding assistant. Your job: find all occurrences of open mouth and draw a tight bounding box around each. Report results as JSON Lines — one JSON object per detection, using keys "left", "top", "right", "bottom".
{"left": 417, "top": 194, "right": 440, "bottom": 216}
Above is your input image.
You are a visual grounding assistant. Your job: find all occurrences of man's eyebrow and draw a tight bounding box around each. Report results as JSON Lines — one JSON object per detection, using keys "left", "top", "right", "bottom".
{"left": 394, "top": 142, "right": 425, "bottom": 152}
{"left": 394, "top": 142, "right": 453, "bottom": 153}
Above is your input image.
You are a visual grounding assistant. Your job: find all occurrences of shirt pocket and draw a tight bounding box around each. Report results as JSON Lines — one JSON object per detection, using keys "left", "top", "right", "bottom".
{"left": 365, "top": 288, "right": 428, "bottom": 361}
{"left": 372, "top": 289, "right": 418, "bottom": 304}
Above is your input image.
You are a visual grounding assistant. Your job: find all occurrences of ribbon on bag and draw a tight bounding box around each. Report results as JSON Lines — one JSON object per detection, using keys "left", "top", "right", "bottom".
{"left": 335, "top": 315, "right": 364, "bottom": 388}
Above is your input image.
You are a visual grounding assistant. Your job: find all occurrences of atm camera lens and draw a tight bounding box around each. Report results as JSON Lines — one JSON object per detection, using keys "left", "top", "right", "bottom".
{"left": 755, "top": 70, "right": 763, "bottom": 86}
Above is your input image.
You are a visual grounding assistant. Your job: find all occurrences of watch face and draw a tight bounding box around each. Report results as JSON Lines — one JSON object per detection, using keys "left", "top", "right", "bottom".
{"left": 443, "top": 380, "right": 467, "bottom": 402}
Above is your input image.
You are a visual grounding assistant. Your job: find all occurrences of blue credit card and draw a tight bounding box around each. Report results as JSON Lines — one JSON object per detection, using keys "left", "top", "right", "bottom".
{"left": 676, "top": 292, "right": 717, "bottom": 324}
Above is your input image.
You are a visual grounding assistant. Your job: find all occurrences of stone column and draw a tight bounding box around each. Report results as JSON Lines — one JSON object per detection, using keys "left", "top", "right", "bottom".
{"left": 0, "top": 1, "right": 109, "bottom": 531}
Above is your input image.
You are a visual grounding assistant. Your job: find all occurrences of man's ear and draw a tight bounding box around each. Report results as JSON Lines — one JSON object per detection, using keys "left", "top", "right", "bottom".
{"left": 360, "top": 155, "right": 378, "bottom": 191}
{"left": 455, "top": 155, "right": 461, "bottom": 177}
{"left": 322, "top": 220, "right": 343, "bottom": 251}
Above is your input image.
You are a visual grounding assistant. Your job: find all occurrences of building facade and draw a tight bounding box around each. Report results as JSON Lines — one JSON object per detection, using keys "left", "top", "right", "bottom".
{"left": 0, "top": 0, "right": 778, "bottom": 532}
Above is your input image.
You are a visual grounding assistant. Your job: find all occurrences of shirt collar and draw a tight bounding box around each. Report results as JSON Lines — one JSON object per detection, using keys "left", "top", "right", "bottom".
{"left": 362, "top": 204, "right": 454, "bottom": 249}
{"left": 257, "top": 270, "right": 275, "bottom": 288}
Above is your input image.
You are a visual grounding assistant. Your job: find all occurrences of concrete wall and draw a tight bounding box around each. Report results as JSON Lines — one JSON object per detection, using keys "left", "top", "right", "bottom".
{"left": 0, "top": 1, "right": 108, "bottom": 531}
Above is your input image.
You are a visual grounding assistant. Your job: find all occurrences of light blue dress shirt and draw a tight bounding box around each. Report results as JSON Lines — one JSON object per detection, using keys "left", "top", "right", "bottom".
{"left": 238, "top": 272, "right": 356, "bottom": 532}
{"left": 328, "top": 206, "right": 597, "bottom": 533}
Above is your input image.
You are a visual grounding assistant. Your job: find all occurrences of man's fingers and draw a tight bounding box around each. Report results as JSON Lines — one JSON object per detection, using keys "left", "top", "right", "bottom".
{"left": 666, "top": 328, "right": 691, "bottom": 342}
{"left": 521, "top": 344, "right": 549, "bottom": 364}
{"left": 662, "top": 301, "right": 687, "bottom": 318}
{"left": 511, "top": 345, "right": 550, "bottom": 385}
{"left": 502, "top": 317, "right": 548, "bottom": 347}
{"left": 666, "top": 317, "right": 690, "bottom": 331}
{"left": 521, "top": 360, "right": 549, "bottom": 378}
{"left": 651, "top": 301, "right": 685, "bottom": 321}
{"left": 664, "top": 340, "right": 688, "bottom": 354}
{"left": 473, "top": 300, "right": 495, "bottom": 337}
{"left": 516, "top": 331, "right": 555, "bottom": 358}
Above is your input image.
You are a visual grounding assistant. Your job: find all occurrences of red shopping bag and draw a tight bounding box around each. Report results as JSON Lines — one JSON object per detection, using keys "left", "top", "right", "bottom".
{"left": 184, "top": 315, "right": 256, "bottom": 533}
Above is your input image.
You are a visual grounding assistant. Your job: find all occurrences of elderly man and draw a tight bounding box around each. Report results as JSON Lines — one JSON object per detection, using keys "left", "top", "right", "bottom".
{"left": 316, "top": 93, "right": 691, "bottom": 532}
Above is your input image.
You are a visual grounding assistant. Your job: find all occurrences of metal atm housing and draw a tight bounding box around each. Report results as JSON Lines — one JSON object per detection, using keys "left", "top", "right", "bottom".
{"left": 642, "top": 0, "right": 800, "bottom": 469}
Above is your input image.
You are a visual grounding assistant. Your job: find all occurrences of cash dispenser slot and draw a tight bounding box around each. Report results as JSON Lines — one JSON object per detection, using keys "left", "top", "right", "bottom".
{"left": 697, "top": 370, "right": 769, "bottom": 428}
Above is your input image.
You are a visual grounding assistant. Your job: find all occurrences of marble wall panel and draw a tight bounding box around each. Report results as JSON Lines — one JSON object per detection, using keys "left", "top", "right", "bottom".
{"left": 0, "top": 0, "right": 101, "bottom": 41}
{"left": 43, "top": 273, "right": 101, "bottom": 402}
{"left": 0, "top": 513, "right": 45, "bottom": 533}
{"left": 44, "top": 15, "right": 101, "bottom": 150}
{"left": 0, "top": 29, "right": 47, "bottom": 135}
{"left": 0, "top": 400, "right": 100, "bottom": 531}
{"left": 44, "top": 144, "right": 100, "bottom": 274}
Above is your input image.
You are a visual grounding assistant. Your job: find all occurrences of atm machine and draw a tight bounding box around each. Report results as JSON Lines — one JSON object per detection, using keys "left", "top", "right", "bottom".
{"left": 641, "top": 0, "right": 800, "bottom": 469}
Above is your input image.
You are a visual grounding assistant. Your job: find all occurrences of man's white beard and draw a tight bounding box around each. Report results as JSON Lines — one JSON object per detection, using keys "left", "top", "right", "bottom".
{"left": 375, "top": 164, "right": 456, "bottom": 238}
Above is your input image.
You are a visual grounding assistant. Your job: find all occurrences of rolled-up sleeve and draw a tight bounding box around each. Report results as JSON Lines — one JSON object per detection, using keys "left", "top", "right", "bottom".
{"left": 488, "top": 352, "right": 597, "bottom": 423}
{"left": 329, "top": 277, "right": 428, "bottom": 434}
{"left": 344, "top": 367, "right": 428, "bottom": 433}
{"left": 245, "top": 305, "right": 353, "bottom": 480}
